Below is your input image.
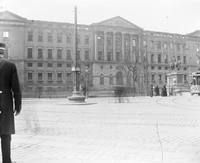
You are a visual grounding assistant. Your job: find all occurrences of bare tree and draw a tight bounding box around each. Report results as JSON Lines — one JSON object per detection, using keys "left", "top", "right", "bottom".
{"left": 120, "top": 53, "right": 141, "bottom": 95}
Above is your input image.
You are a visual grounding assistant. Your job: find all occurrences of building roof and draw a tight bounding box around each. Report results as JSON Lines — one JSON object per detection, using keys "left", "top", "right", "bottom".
{"left": 0, "top": 10, "right": 27, "bottom": 22}
{"left": 93, "top": 16, "right": 142, "bottom": 30}
{"left": 187, "top": 30, "right": 200, "bottom": 37}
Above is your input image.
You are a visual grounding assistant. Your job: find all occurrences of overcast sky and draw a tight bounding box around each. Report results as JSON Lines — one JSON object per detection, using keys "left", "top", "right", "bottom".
{"left": 0, "top": 0, "right": 200, "bottom": 35}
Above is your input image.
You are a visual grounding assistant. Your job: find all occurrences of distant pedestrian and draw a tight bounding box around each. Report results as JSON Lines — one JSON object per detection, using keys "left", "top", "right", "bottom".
{"left": 154, "top": 85, "right": 159, "bottom": 96}
{"left": 170, "top": 86, "right": 173, "bottom": 96}
{"left": 0, "top": 43, "right": 22, "bottom": 163}
{"left": 150, "top": 85, "right": 154, "bottom": 97}
{"left": 82, "top": 85, "right": 86, "bottom": 96}
{"left": 161, "top": 85, "right": 167, "bottom": 97}
{"left": 114, "top": 86, "right": 124, "bottom": 103}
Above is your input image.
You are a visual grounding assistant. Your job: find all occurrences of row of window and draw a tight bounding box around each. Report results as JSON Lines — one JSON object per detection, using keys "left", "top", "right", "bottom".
{"left": 26, "top": 72, "right": 188, "bottom": 85}
{"left": 150, "top": 66, "right": 187, "bottom": 71}
{"left": 27, "top": 72, "right": 72, "bottom": 82}
{"left": 150, "top": 54, "right": 187, "bottom": 64}
{"left": 97, "top": 51, "right": 133, "bottom": 62}
{"left": 151, "top": 74, "right": 167, "bottom": 81}
{"left": 27, "top": 72, "right": 115, "bottom": 86}
{"left": 25, "top": 86, "right": 73, "bottom": 91}
{"left": 27, "top": 62, "right": 90, "bottom": 70}
{"left": 28, "top": 32, "right": 90, "bottom": 45}
{"left": 143, "top": 32, "right": 186, "bottom": 39}
{"left": 99, "top": 73, "right": 187, "bottom": 85}
{"left": 26, "top": 70, "right": 189, "bottom": 86}
{"left": 3, "top": 30, "right": 200, "bottom": 53}
{"left": 27, "top": 62, "right": 72, "bottom": 68}
{"left": 27, "top": 47, "right": 135, "bottom": 62}
{"left": 96, "top": 50, "right": 188, "bottom": 64}
{"left": 97, "top": 35, "right": 137, "bottom": 47}
{"left": 27, "top": 47, "right": 90, "bottom": 60}
{"left": 145, "top": 41, "right": 187, "bottom": 51}
{"left": 150, "top": 74, "right": 188, "bottom": 81}
{"left": 98, "top": 74, "right": 114, "bottom": 85}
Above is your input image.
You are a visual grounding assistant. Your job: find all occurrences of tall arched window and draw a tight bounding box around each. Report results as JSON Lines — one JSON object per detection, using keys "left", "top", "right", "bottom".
{"left": 116, "top": 72, "right": 123, "bottom": 85}
{"left": 100, "top": 74, "right": 104, "bottom": 85}
{"left": 177, "top": 43, "right": 180, "bottom": 51}
{"left": 109, "top": 74, "right": 113, "bottom": 85}
{"left": 170, "top": 42, "right": 174, "bottom": 50}
{"left": 157, "top": 41, "right": 161, "bottom": 49}
{"left": 150, "top": 40, "right": 154, "bottom": 49}
{"left": 151, "top": 53, "right": 154, "bottom": 63}
{"left": 164, "top": 42, "right": 168, "bottom": 50}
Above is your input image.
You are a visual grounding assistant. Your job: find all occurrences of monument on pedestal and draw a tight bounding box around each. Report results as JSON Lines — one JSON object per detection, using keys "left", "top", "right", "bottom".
{"left": 167, "top": 58, "right": 189, "bottom": 96}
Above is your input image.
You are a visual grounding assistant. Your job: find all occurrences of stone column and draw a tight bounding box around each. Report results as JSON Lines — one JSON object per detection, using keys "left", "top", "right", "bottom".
{"left": 122, "top": 33, "right": 125, "bottom": 61}
{"left": 130, "top": 34, "right": 133, "bottom": 61}
{"left": 104, "top": 31, "right": 107, "bottom": 61}
{"left": 95, "top": 32, "right": 98, "bottom": 61}
{"left": 113, "top": 31, "right": 116, "bottom": 61}
{"left": 138, "top": 34, "right": 141, "bottom": 60}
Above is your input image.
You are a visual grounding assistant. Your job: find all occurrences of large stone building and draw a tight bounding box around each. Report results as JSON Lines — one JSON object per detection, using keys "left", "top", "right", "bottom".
{"left": 0, "top": 10, "right": 200, "bottom": 97}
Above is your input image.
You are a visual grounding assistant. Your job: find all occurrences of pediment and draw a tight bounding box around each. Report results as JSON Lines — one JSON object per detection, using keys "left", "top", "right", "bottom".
{"left": 187, "top": 30, "right": 200, "bottom": 37}
{"left": 95, "top": 16, "right": 141, "bottom": 29}
{"left": 0, "top": 10, "right": 27, "bottom": 22}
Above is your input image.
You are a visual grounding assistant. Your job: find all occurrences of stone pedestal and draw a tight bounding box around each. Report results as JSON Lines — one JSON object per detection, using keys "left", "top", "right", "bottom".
{"left": 67, "top": 91, "right": 86, "bottom": 103}
{"left": 167, "top": 71, "right": 189, "bottom": 96}
{"left": 67, "top": 66, "right": 86, "bottom": 103}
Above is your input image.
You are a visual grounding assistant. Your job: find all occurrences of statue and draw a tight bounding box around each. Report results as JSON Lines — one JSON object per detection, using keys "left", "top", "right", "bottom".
{"left": 170, "top": 56, "right": 181, "bottom": 71}
{"left": 175, "top": 61, "right": 181, "bottom": 70}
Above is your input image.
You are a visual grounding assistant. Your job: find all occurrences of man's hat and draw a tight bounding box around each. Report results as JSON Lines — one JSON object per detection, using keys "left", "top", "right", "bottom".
{"left": 0, "top": 43, "right": 6, "bottom": 50}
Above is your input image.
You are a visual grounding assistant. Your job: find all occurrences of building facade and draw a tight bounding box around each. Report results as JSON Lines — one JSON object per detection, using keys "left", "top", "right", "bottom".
{"left": 92, "top": 16, "right": 145, "bottom": 94}
{"left": 0, "top": 11, "right": 200, "bottom": 97}
{"left": 143, "top": 30, "right": 200, "bottom": 92}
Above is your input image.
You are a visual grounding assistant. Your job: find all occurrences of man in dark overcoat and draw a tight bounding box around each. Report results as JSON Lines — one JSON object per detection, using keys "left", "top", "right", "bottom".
{"left": 150, "top": 85, "right": 154, "bottom": 97}
{"left": 161, "top": 85, "right": 167, "bottom": 97}
{"left": 0, "top": 43, "right": 22, "bottom": 163}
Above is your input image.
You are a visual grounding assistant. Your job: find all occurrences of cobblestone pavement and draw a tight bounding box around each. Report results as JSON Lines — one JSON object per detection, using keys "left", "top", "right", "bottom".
{"left": 5, "top": 96, "right": 200, "bottom": 163}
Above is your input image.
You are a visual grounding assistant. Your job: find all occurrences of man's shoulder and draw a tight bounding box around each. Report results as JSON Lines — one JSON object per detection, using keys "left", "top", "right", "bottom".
{"left": 1, "top": 58, "right": 15, "bottom": 65}
{"left": 0, "top": 58, "right": 16, "bottom": 69}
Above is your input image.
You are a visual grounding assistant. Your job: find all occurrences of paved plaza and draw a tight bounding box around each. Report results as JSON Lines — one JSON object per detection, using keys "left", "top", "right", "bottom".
{"left": 5, "top": 95, "right": 200, "bottom": 163}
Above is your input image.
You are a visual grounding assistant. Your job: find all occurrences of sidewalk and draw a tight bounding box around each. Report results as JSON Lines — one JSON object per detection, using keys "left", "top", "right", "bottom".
{"left": 7, "top": 96, "right": 200, "bottom": 163}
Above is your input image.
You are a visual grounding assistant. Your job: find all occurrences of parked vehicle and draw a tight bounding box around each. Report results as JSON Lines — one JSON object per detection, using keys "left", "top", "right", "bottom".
{"left": 190, "top": 71, "right": 200, "bottom": 95}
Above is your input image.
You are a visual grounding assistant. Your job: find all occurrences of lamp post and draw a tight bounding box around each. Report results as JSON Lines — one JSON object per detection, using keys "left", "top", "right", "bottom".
{"left": 68, "top": 6, "right": 86, "bottom": 103}
{"left": 168, "top": 64, "right": 171, "bottom": 96}
{"left": 85, "top": 66, "right": 89, "bottom": 98}
{"left": 144, "top": 45, "right": 148, "bottom": 96}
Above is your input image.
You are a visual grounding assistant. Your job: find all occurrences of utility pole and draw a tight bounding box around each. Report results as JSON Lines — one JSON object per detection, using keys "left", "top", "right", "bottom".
{"left": 74, "top": 5, "right": 78, "bottom": 92}
{"left": 68, "top": 6, "right": 86, "bottom": 103}
{"left": 145, "top": 45, "right": 149, "bottom": 96}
